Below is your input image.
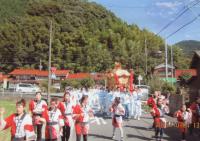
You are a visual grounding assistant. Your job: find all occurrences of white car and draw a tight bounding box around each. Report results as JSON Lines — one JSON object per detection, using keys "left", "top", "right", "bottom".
{"left": 15, "top": 83, "right": 41, "bottom": 93}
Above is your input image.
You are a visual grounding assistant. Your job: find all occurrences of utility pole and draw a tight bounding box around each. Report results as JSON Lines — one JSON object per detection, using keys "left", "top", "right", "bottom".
{"left": 165, "top": 40, "right": 168, "bottom": 79}
{"left": 170, "top": 46, "right": 174, "bottom": 79}
{"left": 47, "top": 20, "right": 52, "bottom": 105}
{"left": 39, "top": 59, "right": 42, "bottom": 71}
{"left": 145, "top": 38, "right": 148, "bottom": 75}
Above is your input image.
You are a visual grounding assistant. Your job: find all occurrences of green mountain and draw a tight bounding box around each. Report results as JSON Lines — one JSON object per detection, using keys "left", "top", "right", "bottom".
{"left": 175, "top": 40, "right": 200, "bottom": 56}
{"left": 0, "top": 0, "right": 188, "bottom": 75}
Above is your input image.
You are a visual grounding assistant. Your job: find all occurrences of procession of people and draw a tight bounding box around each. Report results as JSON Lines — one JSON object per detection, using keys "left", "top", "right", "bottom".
{"left": 0, "top": 86, "right": 200, "bottom": 141}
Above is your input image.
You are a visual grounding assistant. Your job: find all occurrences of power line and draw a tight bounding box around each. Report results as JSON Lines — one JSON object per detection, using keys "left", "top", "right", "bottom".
{"left": 166, "top": 13, "right": 200, "bottom": 39}
{"left": 156, "top": 0, "right": 200, "bottom": 35}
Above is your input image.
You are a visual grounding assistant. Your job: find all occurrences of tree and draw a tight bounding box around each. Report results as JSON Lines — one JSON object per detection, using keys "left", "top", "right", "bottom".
{"left": 0, "top": 0, "right": 190, "bottom": 76}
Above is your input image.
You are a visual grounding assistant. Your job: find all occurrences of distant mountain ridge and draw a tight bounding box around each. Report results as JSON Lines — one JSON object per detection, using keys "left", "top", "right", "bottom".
{"left": 175, "top": 40, "right": 200, "bottom": 56}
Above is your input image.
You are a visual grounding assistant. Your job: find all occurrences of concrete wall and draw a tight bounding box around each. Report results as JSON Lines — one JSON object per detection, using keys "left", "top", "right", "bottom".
{"left": 169, "top": 94, "right": 184, "bottom": 115}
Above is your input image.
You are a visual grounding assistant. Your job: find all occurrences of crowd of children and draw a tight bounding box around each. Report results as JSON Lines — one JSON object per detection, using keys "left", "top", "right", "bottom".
{"left": 147, "top": 91, "right": 200, "bottom": 141}
{"left": 0, "top": 87, "right": 200, "bottom": 141}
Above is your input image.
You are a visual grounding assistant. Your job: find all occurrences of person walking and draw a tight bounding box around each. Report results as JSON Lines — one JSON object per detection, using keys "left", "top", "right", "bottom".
{"left": 73, "top": 95, "right": 94, "bottom": 141}
{"left": 29, "top": 92, "right": 47, "bottom": 141}
{"left": 58, "top": 92, "right": 74, "bottom": 141}
{"left": 109, "top": 97, "right": 125, "bottom": 141}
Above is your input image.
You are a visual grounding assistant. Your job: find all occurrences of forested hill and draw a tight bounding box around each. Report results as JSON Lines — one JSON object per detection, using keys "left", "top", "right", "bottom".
{"left": 175, "top": 40, "right": 200, "bottom": 57}
{"left": 0, "top": 0, "right": 188, "bottom": 75}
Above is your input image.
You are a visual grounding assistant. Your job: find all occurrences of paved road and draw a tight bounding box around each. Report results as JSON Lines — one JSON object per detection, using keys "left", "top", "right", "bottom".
{"left": 41, "top": 113, "right": 200, "bottom": 141}
{"left": 83, "top": 114, "right": 200, "bottom": 141}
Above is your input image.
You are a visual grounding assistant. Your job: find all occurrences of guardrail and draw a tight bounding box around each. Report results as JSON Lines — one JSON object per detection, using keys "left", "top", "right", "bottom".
{"left": 0, "top": 91, "right": 64, "bottom": 98}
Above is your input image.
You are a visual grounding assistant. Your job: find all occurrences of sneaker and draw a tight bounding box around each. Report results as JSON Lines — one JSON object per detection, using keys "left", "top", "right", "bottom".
{"left": 112, "top": 135, "right": 115, "bottom": 140}
{"left": 137, "top": 117, "right": 140, "bottom": 120}
{"left": 120, "top": 137, "right": 124, "bottom": 141}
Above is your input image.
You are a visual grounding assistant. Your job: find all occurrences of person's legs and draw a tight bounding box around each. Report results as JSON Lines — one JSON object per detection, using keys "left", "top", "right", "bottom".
{"left": 182, "top": 131, "right": 186, "bottom": 140}
{"left": 66, "top": 126, "right": 71, "bottom": 141}
{"left": 155, "top": 127, "right": 159, "bottom": 138}
{"left": 83, "top": 134, "right": 88, "bottom": 141}
{"left": 76, "top": 134, "right": 81, "bottom": 141}
{"left": 153, "top": 117, "right": 156, "bottom": 128}
{"left": 189, "top": 123, "right": 193, "bottom": 135}
{"left": 133, "top": 102, "right": 137, "bottom": 119}
{"left": 37, "top": 124, "right": 43, "bottom": 141}
{"left": 62, "top": 126, "right": 66, "bottom": 141}
{"left": 159, "top": 128, "right": 163, "bottom": 140}
{"left": 126, "top": 104, "right": 129, "bottom": 118}
{"left": 137, "top": 103, "right": 142, "bottom": 120}
{"left": 127, "top": 103, "right": 130, "bottom": 118}
{"left": 119, "top": 127, "right": 124, "bottom": 140}
{"left": 112, "top": 127, "right": 116, "bottom": 138}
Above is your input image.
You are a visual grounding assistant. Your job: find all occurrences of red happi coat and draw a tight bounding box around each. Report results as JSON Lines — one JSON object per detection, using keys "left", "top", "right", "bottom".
{"left": 29, "top": 99, "right": 48, "bottom": 125}
{"left": 147, "top": 97, "right": 156, "bottom": 108}
{"left": 58, "top": 101, "right": 74, "bottom": 127}
{"left": 175, "top": 110, "right": 189, "bottom": 133}
{"left": 42, "top": 108, "right": 64, "bottom": 139}
{"left": 29, "top": 99, "right": 48, "bottom": 114}
{"left": 0, "top": 113, "right": 35, "bottom": 140}
{"left": 152, "top": 106, "right": 166, "bottom": 128}
{"left": 73, "top": 104, "right": 91, "bottom": 135}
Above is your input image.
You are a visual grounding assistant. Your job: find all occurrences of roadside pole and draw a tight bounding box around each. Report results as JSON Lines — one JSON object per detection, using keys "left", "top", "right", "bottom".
{"left": 47, "top": 20, "right": 53, "bottom": 105}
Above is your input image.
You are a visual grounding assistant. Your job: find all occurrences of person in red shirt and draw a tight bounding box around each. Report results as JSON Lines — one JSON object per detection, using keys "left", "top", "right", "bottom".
{"left": 147, "top": 91, "right": 159, "bottom": 130}
{"left": 151, "top": 98, "right": 169, "bottom": 141}
{"left": 174, "top": 104, "right": 192, "bottom": 141}
{"left": 29, "top": 92, "right": 47, "bottom": 141}
{"left": 0, "top": 99, "right": 36, "bottom": 141}
{"left": 73, "top": 95, "right": 94, "bottom": 141}
{"left": 39, "top": 98, "right": 64, "bottom": 141}
{"left": 58, "top": 92, "right": 74, "bottom": 141}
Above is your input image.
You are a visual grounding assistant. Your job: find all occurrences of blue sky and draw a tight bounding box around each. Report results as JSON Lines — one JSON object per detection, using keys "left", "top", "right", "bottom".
{"left": 89, "top": 0, "right": 200, "bottom": 45}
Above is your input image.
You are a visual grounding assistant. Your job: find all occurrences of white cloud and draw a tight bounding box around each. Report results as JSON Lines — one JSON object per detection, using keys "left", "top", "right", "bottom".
{"left": 155, "top": 1, "right": 182, "bottom": 9}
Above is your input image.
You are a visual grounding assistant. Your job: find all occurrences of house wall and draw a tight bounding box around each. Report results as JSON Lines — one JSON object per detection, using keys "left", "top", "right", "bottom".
{"left": 189, "top": 59, "right": 200, "bottom": 102}
{"left": 154, "top": 67, "right": 174, "bottom": 78}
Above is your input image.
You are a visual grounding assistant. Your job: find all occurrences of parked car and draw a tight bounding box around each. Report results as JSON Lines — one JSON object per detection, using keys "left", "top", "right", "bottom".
{"left": 15, "top": 83, "right": 41, "bottom": 93}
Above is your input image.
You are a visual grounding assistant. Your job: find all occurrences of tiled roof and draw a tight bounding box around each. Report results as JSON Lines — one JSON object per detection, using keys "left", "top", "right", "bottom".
{"left": 67, "top": 73, "right": 91, "bottom": 79}
{"left": 9, "top": 69, "right": 70, "bottom": 77}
